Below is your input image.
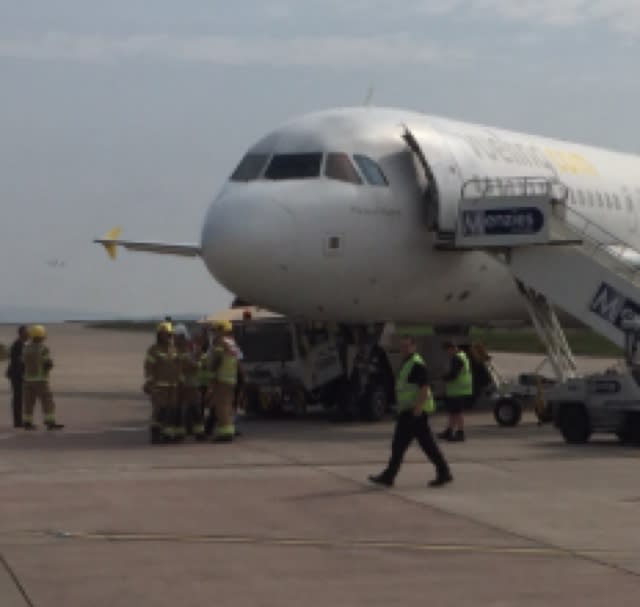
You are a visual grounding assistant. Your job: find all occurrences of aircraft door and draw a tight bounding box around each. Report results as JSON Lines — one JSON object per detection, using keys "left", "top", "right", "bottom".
{"left": 402, "top": 125, "right": 464, "bottom": 234}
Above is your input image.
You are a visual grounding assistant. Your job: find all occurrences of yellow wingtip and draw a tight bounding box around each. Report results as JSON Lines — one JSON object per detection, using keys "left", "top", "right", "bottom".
{"left": 102, "top": 226, "right": 122, "bottom": 260}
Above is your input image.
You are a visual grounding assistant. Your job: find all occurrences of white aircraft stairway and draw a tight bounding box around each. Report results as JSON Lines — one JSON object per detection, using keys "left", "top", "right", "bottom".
{"left": 454, "top": 176, "right": 640, "bottom": 380}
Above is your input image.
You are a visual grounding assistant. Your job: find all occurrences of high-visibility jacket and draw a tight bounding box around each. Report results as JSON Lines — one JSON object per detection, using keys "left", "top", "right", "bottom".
{"left": 22, "top": 342, "right": 52, "bottom": 383}
{"left": 217, "top": 348, "right": 238, "bottom": 386}
{"left": 145, "top": 344, "right": 180, "bottom": 387}
{"left": 395, "top": 353, "right": 435, "bottom": 414}
{"left": 445, "top": 351, "right": 473, "bottom": 397}
{"left": 177, "top": 348, "right": 199, "bottom": 388}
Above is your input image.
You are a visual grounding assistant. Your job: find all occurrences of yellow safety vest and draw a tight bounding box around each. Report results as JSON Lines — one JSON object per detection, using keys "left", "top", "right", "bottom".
{"left": 445, "top": 351, "right": 473, "bottom": 397}
{"left": 395, "top": 353, "right": 435, "bottom": 414}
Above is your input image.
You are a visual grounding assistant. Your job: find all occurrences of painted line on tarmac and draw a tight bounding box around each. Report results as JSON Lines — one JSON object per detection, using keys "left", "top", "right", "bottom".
{"left": 37, "top": 530, "right": 631, "bottom": 559}
{"left": 0, "top": 553, "right": 35, "bottom": 607}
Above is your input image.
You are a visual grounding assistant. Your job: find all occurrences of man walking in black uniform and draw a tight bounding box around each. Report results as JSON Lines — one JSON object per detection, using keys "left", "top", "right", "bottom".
{"left": 6, "top": 326, "right": 28, "bottom": 428}
{"left": 369, "top": 336, "right": 452, "bottom": 488}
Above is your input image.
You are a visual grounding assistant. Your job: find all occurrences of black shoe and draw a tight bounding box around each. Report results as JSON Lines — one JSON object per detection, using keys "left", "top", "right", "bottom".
{"left": 437, "top": 428, "right": 453, "bottom": 440}
{"left": 46, "top": 422, "right": 64, "bottom": 431}
{"left": 449, "top": 430, "right": 465, "bottom": 442}
{"left": 429, "top": 471, "right": 453, "bottom": 487}
{"left": 23, "top": 422, "right": 37, "bottom": 431}
{"left": 368, "top": 473, "right": 393, "bottom": 487}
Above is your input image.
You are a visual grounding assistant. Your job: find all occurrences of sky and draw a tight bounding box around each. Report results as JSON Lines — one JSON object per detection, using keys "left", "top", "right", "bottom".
{"left": 1, "top": 0, "right": 640, "bottom": 319}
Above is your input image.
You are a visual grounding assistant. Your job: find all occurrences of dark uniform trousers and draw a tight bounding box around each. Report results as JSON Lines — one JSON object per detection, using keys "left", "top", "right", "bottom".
{"left": 384, "top": 411, "right": 449, "bottom": 480}
{"left": 10, "top": 377, "right": 23, "bottom": 427}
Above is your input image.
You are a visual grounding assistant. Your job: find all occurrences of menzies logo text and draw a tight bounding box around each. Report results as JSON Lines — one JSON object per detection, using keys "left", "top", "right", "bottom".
{"left": 590, "top": 282, "right": 640, "bottom": 329}
{"left": 461, "top": 207, "right": 545, "bottom": 237}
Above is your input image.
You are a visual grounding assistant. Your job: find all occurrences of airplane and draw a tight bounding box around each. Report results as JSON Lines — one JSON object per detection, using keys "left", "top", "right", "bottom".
{"left": 95, "top": 106, "right": 640, "bottom": 331}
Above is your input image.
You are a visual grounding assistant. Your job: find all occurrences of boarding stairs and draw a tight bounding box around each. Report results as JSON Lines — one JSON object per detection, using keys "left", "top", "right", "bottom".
{"left": 454, "top": 176, "right": 640, "bottom": 381}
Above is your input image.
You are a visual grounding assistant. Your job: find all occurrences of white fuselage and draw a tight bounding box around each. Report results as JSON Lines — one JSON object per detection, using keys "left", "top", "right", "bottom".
{"left": 200, "top": 107, "right": 640, "bottom": 324}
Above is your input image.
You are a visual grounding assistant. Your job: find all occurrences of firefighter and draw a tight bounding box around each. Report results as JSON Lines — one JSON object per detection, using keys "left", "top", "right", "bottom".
{"left": 144, "top": 322, "right": 180, "bottom": 444}
{"left": 208, "top": 320, "right": 240, "bottom": 442}
{"left": 195, "top": 327, "right": 217, "bottom": 435}
{"left": 22, "top": 325, "right": 63, "bottom": 430}
{"left": 174, "top": 324, "right": 206, "bottom": 441}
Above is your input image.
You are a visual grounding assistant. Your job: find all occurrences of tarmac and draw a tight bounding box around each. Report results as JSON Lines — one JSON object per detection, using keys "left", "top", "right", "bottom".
{"left": 1, "top": 324, "right": 639, "bottom": 606}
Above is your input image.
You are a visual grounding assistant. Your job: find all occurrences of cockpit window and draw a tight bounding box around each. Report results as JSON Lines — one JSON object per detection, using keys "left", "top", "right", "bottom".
{"left": 230, "top": 153, "right": 269, "bottom": 182}
{"left": 325, "top": 153, "right": 362, "bottom": 185}
{"left": 353, "top": 155, "right": 388, "bottom": 186}
{"left": 265, "top": 153, "right": 323, "bottom": 180}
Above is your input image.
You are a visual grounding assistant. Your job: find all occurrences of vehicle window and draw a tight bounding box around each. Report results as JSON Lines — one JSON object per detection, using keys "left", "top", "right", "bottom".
{"left": 614, "top": 196, "right": 622, "bottom": 211}
{"left": 230, "top": 153, "right": 269, "bottom": 182}
{"left": 577, "top": 190, "right": 585, "bottom": 206}
{"left": 325, "top": 153, "right": 362, "bottom": 184}
{"left": 264, "top": 153, "right": 323, "bottom": 180}
{"left": 353, "top": 154, "right": 388, "bottom": 186}
{"left": 235, "top": 323, "right": 293, "bottom": 362}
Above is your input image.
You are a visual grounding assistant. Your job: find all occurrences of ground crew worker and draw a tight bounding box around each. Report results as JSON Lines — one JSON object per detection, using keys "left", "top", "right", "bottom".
{"left": 208, "top": 320, "right": 239, "bottom": 442}
{"left": 438, "top": 340, "right": 473, "bottom": 442}
{"left": 21, "top": 325, "right": 63, "bottom": 430}
{"left": 369, "top": 336, "right": 452, "bottom": 488}
{"left": 144, "top": 322, "right": 180, "bottom": 443}
{"left": 174, "top": 324, "right": 206, "bottom": 441}
{"left": 6, "top": 325, "right": 28, "bottom": 428}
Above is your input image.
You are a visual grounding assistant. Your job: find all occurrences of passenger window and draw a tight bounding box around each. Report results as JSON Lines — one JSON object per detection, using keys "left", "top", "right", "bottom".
{"left": 265, "top": 153, "right": 323, "bottom": 180}
{"left": 230, "top": 154, "right": 269, "bottom": 182}
{"left": 353, "top": 155, "right": 388, "bottom": 186}
{"left": 325, "top": 153, "right": 362, "bottom": 184}
{"left": 614, "top": 196, "right": 622, "bottom": 210}
{"left": 577, "top": 190, "right": 585, "bottom": 206}
{"left": 587, "top": 191, "right": 594, "bottom": 207}
{"left": 596, "top": 192, "right": 604, "bottom": 207}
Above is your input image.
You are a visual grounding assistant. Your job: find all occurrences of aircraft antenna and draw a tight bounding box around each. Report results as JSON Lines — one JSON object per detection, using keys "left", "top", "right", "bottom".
{"left": 363, "top": 85, "right": 375, "bottom": 107}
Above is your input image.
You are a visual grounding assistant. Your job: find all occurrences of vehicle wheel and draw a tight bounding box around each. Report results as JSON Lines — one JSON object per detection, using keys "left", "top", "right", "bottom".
{"left": 361, "top": 384, "right": 388, "bottom": 422}
{"left": 493, "top": 397, "right": 522, "bottom": 427}
{"left": 244, "top": 387, "right": 262, "bottom": 417}
{"left": 330, "top": 381, "right": 359, "bottom": 422}
{"left": 558, "top": 403, "right": 592, "bottom": 444}
{"left": 625, "top": 413, "right": 640, "bottom": 445}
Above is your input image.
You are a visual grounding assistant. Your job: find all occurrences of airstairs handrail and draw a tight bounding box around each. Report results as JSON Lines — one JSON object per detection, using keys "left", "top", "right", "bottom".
{"left": 555, "top": 204, "right": 640, "bottom": 284}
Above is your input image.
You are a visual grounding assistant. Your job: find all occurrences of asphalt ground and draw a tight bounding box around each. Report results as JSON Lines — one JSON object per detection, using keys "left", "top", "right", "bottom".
{"left": 1, "top": 324, "right": 639, "bottom": 606}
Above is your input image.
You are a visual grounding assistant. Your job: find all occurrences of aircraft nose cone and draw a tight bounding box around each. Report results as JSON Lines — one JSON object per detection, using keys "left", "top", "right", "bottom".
{"left": 201, "top": 189, "right": 298, "bottom": 299}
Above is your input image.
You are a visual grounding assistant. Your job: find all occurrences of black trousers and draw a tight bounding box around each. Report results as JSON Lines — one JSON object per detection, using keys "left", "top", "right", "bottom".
{"left": 10, "top": 378, "right": 23, "bottom": 427}
{"left": 384, "top": 411, "right": 449, "bottom": 480}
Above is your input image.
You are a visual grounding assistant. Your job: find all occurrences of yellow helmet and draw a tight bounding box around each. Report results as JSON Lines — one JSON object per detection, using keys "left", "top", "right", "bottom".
{"left": 210, "top": 319, "right": 233, "bottom": 333}
{"left": 156, "top": 322, "right": 173, "bottom": 334}
{"left": 30, "top": 324, "right": 47, "bottom": 339}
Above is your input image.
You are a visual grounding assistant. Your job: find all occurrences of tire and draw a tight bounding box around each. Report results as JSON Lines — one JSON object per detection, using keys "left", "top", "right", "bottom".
{"left": 361, "top": 384, "right": 388, "bottom": 422}
{"left": 558, "top": 403, "right": 592, "bottom": 444}
{"left": 493, "top": 397, "right": 523, "bottom": 427}
{"left": 623, "top": 413, "right": 640, "bottom": 445}
{"left": 330, "top": 381, "right": 359, "bottom": 422}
